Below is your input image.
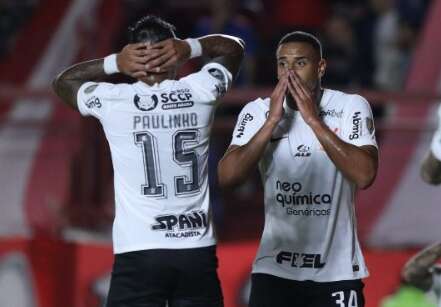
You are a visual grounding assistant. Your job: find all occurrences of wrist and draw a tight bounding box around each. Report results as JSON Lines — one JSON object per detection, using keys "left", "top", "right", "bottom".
{"left": 103, "top": 54, "right": 119, "bottom": 75}
{"left": 305, "top": 115, "right": 322, "bottom": 127}
{"left": 307, "top": 117, "right": 324, "bottom": 130}
{"left": 184, "top": 38, "right": 202, "bottom": 58}
{"left": 265, "top": 118, "right": 280, "bottom": 129}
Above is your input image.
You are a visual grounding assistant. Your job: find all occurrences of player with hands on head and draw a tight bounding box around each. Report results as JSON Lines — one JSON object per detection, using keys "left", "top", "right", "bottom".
{"left": 218, "top": 31, "right": 378, "bottom": 307}
{"left": 53, "top": 15, "right": 244, "bottom": 307}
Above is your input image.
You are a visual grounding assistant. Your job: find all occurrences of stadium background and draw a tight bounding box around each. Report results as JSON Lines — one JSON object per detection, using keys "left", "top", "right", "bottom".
{"left": 0, "top": 0, "right": 440, "bottom": 306}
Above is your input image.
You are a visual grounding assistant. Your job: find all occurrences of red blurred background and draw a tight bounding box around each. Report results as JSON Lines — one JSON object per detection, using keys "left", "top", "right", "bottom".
{"left": 0, "top": 0, "right": 440, "bottom": 306}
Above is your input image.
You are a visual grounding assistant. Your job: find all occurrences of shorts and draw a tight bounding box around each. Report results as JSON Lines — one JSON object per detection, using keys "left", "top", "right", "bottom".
{"left": 106, "top": 245, "right": 223, "bottom": 307}
{"left": 249, "top": 273, "right": 365, "bottom": 307}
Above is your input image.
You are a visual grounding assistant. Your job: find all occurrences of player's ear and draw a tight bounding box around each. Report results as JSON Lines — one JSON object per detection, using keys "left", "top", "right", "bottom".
{"left": 318, "top": 58, "right": 326, "bottom": 78}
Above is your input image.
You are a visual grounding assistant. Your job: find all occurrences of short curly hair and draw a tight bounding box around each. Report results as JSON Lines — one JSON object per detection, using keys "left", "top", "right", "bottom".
{"left": 278, "top": 31, "right": 322, "bottom": 59}
{"left": 128, "top": 15, "right": 176, "bottom": 44}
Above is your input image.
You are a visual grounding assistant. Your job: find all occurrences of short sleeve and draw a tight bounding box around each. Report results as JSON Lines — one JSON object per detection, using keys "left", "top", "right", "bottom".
{"left": 341, "top": 95, "right": 378, "bottom": 148}
{"left": 230, "top": 101, "right": 266, "bottom": 147}
{"left": 77, "top": 82, "right": 119, "bottom": 120}
{"left": 430, "top": 104, "right": 441, "bottom": 160}
{"left": 180, "top": 63, "right": 232, "bottom": 102}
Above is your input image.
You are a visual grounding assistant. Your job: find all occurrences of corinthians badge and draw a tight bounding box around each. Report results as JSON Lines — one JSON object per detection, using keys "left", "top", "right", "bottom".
{"left": 134, "top": 94, "right": 159, "bottom": 111}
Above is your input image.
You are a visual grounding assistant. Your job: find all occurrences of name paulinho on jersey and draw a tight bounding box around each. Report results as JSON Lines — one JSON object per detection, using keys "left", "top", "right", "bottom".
{"left": 230, "top": 89, "right": 378, "bottom": 282}
{"left": 76, "top": 63, "right": 232, "bottom": 254}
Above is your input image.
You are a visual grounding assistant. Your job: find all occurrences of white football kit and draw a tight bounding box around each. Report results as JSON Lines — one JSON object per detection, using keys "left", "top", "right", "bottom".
{"left": 230, "top": 89, "right": 378, "bottom": 282}
{"left": 430, "top": 267, "right": 441, "bottom": 307}
{"left": 77, "top": 63, "right": 231, "bottom": 254}
{"left": 430, "top": 105, "right": 441, "bottom": 161}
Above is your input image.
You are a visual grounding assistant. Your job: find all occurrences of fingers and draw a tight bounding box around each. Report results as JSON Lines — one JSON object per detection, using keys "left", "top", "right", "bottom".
{"left": 289, "top": 71, "right": 311, "bottom": 98}
{"left": 287, "top": 74, "right": 302, "bottom": 103}
{"left": 128, "top": 42, "right": 148, "bottom": 50}
{"left": 132, "top": 71, "right": 147, "bottom": 78}
{"left": 145, "top": 49, "right": 176, "bottom": 71}
{"left": 120, "top": 40, "right": 178, "bottom": 76}
{"left": 130, "top": 63, "right": 148, "bottom": 72}
{"left": 150, "top": 39, "right": 173, "bottom": 50}
{"left": 270, "top": 77, "right": 288, "bottom": 111}
{"left": 154, "top": 56, "right": 179, "bottom": 73}
{"left": 273, "top": 75, "right": 288, "bottom": 99}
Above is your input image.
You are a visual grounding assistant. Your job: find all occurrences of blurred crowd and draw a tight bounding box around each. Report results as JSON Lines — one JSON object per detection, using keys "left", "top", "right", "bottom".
{"left": 0, "top": 0, "right": 38, "bottom": 57}
{"left": 0, "top": 0, "right": 432, "bottom": 91}
{"left": 117, "top": 0, "right": 431, "bottom": 91}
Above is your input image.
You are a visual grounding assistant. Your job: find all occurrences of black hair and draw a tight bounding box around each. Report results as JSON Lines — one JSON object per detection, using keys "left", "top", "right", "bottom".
{"left": 128, "top": 15, "right": 176, "bottom": 44}
{"left": 278, "top": 31, "right": 323, "bottom": 59}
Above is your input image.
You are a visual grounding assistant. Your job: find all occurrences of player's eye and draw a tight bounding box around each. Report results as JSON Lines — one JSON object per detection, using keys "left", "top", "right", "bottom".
{"left": 278, "top": 61, "right": 288, "bottom": 68}
{"left": 296, "top": 60, "right": 306, "bottom": 68}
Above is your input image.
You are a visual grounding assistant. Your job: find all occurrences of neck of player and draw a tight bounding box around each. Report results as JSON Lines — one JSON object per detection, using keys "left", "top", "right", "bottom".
{"left": 139, "top": 71, "right": 176, "bottom": 86}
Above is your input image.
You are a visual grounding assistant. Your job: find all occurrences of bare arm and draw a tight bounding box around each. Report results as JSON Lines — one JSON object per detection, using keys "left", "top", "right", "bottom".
{"left": 288, "top": 71, "right": 378, "bottom": 189}
{"left": 421, "top": 151, "right": 441, "bottom": 185}
{"left": 52, "top": 59, "right": 105, "bottom": 109}
{"left": 309, "top": 121, "right": 378, "bottom": 189}
{"left": 402, "top": 242, "right": 441, "bottom": 290}
{"left": 142, "top": 35, "right": 245, "bottom": 79}
{"left": 218, "top": 77, "right": 287, "bottom": 188}
{"left": 198, "top": 34, "right": 245, "bottom": 79}
{"left": 52, "top": 43, "right": 152, "bottom": 109}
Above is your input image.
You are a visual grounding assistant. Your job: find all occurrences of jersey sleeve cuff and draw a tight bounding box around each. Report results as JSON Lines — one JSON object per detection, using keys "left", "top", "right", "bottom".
{"left": 348, "top": 138, "right": 378, "bottom": 149}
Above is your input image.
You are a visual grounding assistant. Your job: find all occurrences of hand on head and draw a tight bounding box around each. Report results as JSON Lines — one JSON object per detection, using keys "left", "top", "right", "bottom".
{"left": 117, "top": 38, "right": 191, "bottom": 79}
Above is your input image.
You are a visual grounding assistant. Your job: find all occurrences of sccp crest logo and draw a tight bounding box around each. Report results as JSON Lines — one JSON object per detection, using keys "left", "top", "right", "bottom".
{"left": 134, "top": 94, "right": 159, "bottom": 111}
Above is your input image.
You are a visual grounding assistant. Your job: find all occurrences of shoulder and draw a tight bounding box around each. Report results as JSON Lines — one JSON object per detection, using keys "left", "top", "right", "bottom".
{"left": 80, "top": 81, "right": 133, "bottom": 99}
{"left": 326, "top": 89, "right": 369, "bottom": 107}
{"left": 241, "top": 97, "right": 270, "bottom": 115}
{"left": 180, "top": 63, "right": 232, "bottom": 85}
{"left": 178, "top": 63, "right": 232, "bottom": 101}
{"left": 326, "top": 89, "right": 372, "bottom": 115}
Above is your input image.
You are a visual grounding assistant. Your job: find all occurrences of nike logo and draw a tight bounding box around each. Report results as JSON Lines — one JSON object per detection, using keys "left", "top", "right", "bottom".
{"left": 270, "top": 136, "right": 287, "bottom": 143}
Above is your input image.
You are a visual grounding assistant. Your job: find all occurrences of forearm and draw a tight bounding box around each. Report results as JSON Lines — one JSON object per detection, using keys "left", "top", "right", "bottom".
{"left": 402, "top": 242, "right": 441, "bottom": 286}
{"left": 198, "top": 34, "right": 244, "bottom": 77}
{"left": 309, "top": 120, "right": 378, "bottom": 189}
{"left": 52, "top": 59, "right": 105, "bottom": 109}
{"left": 421, "top": 152, "right": 441, "bottom": 185}
{"left": 218, "top": 120, "right": 277, "bottom": 188}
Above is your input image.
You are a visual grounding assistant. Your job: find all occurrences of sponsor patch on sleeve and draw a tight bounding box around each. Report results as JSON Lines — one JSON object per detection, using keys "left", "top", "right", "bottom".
{"left": 85, "top": 96, "right": 101, "bottom": 109}
{"left": 349, "top": 111, "right": 362, "bottom": 140}
{"left": 84, "top": 84, "right": 99, "bottom": 94}
{"left": 235, "top": 112, "right": 253, "bottom": 138}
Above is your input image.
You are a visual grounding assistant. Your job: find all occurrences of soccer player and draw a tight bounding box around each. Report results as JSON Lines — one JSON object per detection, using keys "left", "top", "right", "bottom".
{"left": 52, "top": 15, "right": 244, "bottom": 307}
{"left": 218, "top": 31, "right": 378, "bottom": 307}
{"left": 421, "top": 106, "right": 441, "bottom": 185}
{"left": 381, "top": 242, "right": 441, "bottom": 307}
{"left": 402, "top": 242, "right": 441, "bottom": 304}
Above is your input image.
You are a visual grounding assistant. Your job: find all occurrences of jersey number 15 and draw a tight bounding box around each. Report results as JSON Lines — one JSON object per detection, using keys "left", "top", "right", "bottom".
{"left": 134, "top": 130, "right": 200, "bottom": 197}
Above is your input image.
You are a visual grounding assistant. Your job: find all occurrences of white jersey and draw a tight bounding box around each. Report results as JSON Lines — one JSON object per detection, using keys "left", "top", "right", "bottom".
{"left": 77, "top": 63, "right": 232, "bottom": 254}
{"left": 230, "top": 89, "right": 377, "bottom": 282}
{"left": 429, "top": 267, "right": 441, "bottom": 307}
{"left": 430, "top": 105, "right": 441, "bottom": 161}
